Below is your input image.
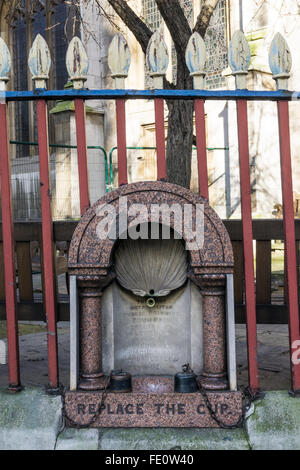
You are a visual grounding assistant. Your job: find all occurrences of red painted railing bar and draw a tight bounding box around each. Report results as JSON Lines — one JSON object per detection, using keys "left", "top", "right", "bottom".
{"left": 74, "top": 99, "right": 90, "bottom": 215}
{"left": 195, "top": 99, "right": 209, "bottom": 200}
{"left": 154, "top": 98, "right": 166, "bottom": 181}
{"left": 277, "top": 100, "right": 300, "bottom": 392}
{"left": 116, "top": 99, "right": 128, "bottom": 185}
{"left": 36, "top": 99, "right": 59, "bottom": 390}
{"left": 236, "top": 99, "right": 259, "bottom": 393}
{"left": 0, "top": 103, "right": 21, "bottom": 391}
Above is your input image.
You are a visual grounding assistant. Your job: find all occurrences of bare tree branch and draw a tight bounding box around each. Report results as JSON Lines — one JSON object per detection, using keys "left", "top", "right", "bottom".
{"left": 194, "top": 0, "right": 220, "bottom": 37}
{"left": 91, "top": 0, "right": 125, "bottom": 31}
{"left": 106, "top": 0, "right": 152, "bottom": 54}
{"left": 155, "top": 0, "right": 192, "bottom": 52}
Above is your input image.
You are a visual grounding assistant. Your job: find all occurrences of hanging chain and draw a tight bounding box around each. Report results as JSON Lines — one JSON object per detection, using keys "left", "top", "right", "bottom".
{"left": 198, "top": 382, "right": 263, "bottom": 429}
{"left": 181, "top": 363, "right": 253, "bottom": 429}
{"left": 197, "top": 380, "right": 244, "bottom": 429}
{"left": 60, "top": 373, "right": 111, "bottom": 430}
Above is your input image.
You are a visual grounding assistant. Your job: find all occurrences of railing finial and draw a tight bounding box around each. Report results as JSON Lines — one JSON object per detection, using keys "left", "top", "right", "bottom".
{"left": 108, "top": 34, "right": 131, "bottom": 89}
{"left": 66, "top": 37, "right": 89, "bottom": 89}
{"left": 146, "top": 29, "right": 169, "bottom": 89}
{"left": 0, "top": 37, "right": 11, "bottom": 92}
{"left": 229, "top": 30, "right": 250, "bottom": 89}
{"left": 269, "top": 32, "right": 292, "bottom": 90}
{"left": 28, "top": 34, "right": 51, "bottom": 89}
{"left": 185, "top": 32, "right": 206, "bottom": 89}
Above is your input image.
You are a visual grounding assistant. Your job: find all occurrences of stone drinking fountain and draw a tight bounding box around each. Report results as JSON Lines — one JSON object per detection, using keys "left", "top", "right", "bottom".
{"left": 65, "top": 181, "right": 242, "bottom": 428}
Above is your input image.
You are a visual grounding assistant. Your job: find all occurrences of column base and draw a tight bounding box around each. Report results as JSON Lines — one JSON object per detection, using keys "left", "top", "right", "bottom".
{"left": 79, "top": 373, "right": 106, "bottom": 391}
{"left": 198, "top": 375, "right": 228, "bottom": 391}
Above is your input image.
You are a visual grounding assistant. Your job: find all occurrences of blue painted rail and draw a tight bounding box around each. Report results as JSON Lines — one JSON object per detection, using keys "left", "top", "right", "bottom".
{"left": 1, "top": 89, "right": 300, "bottom": 101}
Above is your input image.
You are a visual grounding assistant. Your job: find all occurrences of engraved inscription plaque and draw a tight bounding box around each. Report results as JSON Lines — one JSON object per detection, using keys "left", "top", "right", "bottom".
{"left": 102, "top": 281, "right": 203, "bottom": 375}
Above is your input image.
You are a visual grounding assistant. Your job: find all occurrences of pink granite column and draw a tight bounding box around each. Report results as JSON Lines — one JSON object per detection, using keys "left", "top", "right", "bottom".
{"left": 78, "top": 279, "right": 105, "bottom": 390}
{"left": 200, "top": 280, "right": 228, "bottom": 391}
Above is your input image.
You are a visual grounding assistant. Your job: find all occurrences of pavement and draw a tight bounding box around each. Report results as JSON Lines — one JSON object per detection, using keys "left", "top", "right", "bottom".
{"left": 0, "top": 322, "right": 70, "bottom": 388}
{"left": 0, "top": 323, "right": 292, "bottom": 391}
{"left": 0, "top": 323, "right": 299, "bottom": 450}
{"left": 236, "top": 324, "right": 291, "bottom": 391}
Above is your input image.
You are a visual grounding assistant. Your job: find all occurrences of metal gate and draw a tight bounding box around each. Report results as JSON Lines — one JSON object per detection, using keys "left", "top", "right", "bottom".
{"left": 0, "top": 30, "right": 299, "bottom": 395}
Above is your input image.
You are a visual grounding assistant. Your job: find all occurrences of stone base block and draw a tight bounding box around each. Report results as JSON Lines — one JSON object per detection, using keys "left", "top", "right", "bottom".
{"left": 64, "top": 388, "right": 242, "bottom": 428}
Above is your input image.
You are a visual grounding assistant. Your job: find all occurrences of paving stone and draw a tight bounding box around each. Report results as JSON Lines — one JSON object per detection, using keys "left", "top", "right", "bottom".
{"left": 56, "top": 427, "right": 99, "bottom": 450}
{"left": 0, "top": 387, "right": 62, "bottom": 450}
{"left": 99, "top": 427, "right": 250, "bottom": 450}
{"left": 246, "top": 391, "right": 300, "bottom": 450}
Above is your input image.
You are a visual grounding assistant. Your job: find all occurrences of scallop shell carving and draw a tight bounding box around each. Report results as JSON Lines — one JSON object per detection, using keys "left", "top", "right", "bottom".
{"left": 115, "top": 239, "right": 187, "bottom": 297}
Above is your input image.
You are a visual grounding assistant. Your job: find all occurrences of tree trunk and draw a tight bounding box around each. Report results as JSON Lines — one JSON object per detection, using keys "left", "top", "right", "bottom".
{"left": 103, "top": 0, "right": 219, "bottom": 189}
{"left": 166, "top": 99, "right": 194, "bottom": 189}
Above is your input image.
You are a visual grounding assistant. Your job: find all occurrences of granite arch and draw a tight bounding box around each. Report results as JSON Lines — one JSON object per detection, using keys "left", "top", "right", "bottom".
{"left": 68, "top": 181, "right": 234, "bottom": 280}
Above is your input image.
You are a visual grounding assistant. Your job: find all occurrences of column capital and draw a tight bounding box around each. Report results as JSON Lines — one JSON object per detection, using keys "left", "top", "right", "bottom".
{"left": 188, "top": 273, "right": 226, "bottom": 290}
{"left": 77, "top": 273, "right": 115, "bottom": 292}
